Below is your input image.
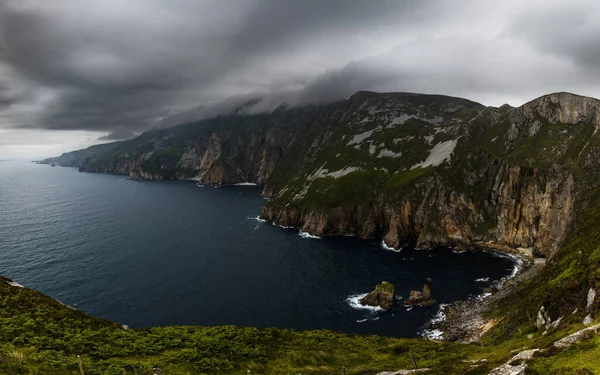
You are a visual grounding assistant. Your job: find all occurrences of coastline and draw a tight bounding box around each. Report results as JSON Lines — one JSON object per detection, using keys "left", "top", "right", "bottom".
{"left": 423, "top": 245, "right": 544, "bottom": 342}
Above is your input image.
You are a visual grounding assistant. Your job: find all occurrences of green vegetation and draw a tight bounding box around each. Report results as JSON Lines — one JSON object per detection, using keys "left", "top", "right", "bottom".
{"left": 375, "top": 281, "right": 395, "bottom": 295}
{"left": 32, "top": 91, "right": 600, "bottom": 374}
{"left": 5, "top": 269, "right": 600, "bottom": 375}
{"left": 0, "top": 275, "right": 505, "bottom": 375}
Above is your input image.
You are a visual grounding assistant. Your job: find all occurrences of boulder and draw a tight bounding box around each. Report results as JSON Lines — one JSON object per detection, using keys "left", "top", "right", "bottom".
{"left": 404, "top": 284, "right": 434, "bottom": 306}
{"left": 360, "top": 281, "right": 395, "bottom": 310}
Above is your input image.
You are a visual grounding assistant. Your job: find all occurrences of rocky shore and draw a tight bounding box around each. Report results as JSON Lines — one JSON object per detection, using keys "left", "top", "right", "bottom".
{"left": 424, "top": 248, "right": 543, "bottom": 342}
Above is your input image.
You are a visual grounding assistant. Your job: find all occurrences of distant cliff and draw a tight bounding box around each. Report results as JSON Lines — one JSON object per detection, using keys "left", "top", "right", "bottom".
{"left": 45, "top": 91, "right": 600, "bottom": 257}
{"left": 39, "top": 141, "right": 123, "bottom": 167}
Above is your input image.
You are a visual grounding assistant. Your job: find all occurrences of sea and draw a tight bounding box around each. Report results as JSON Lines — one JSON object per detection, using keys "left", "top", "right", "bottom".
{"left": 0, "top": 161, "right": 516, "bottom": 337}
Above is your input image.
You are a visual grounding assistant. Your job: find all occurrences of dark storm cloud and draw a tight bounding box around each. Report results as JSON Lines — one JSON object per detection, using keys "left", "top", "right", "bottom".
{"left": 97, "top": 129, "right": 137, "bottom": 141}
{"left": 507, "top": 3, "right": 600, "bottom": 71}
{"left": 0, "top": 0, "right": 432, "bottom": 136}
{"left": 1, "top": 0, "right": 600, "bottom": 145}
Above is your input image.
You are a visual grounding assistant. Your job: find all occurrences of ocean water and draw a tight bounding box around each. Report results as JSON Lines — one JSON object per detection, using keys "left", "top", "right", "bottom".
{"left": 0, "top": 161, "right": 515, "bottom": 337}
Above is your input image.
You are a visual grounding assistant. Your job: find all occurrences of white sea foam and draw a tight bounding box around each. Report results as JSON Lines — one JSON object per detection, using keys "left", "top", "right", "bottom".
{"left": 248, "top": 216, "right": 267, "bottom": 223}
{"left": 346, "top": 294, "right": 383, "bottom": 312}
{"left": 421, "top": 304, "right": 449, "bottom": 340}
{"left": 430, "top": 304, "right": 448, "bottom": 324}
{"left": 422, "top": 329, "right": 444, "bottom": 340}
{"left": 196, "top": 184, "right": 204, "bottom": 188}
{"left": 356, "top": 316, "right": 380, "bottom": 323}
{"left": 475, "top": 277, "right": 490, "bottom": 282}
{"left": 484, "top": 250, "right": 523, "bottom": 289}
{"left": 235, "top": 182, "right": 258, "bottom": 186}
{"left": 299, "top": 231, "right": 321, "bottom": 239}
{"left": 381, "top": 240, "right": 401, "bottom": 252}
{"left": 475, "top": 292, "right": 493, "bottom": 301}
{"left": 273, "top": 223, "right": 295, "bottom": 230}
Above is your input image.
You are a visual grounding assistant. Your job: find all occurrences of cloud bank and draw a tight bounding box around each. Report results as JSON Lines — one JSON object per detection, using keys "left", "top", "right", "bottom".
{"left": 1, "top": 0, "right": 599, "bottom": 157}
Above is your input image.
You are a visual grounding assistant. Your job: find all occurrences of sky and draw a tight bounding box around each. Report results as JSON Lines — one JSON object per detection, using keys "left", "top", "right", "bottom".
{"left": 1, "top": 0, "right": 599, "bottom": 159}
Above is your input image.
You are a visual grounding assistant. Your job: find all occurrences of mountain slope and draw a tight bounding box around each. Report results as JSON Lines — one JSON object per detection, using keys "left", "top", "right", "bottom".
{"left": 30, "top": 90, "right": 600, "bottom": 373}
{"left": 44, "top": 91, "right": 600, "bottom": 257}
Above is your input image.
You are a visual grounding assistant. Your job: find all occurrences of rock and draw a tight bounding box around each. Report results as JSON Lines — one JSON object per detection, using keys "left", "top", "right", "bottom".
{"left": 536, "top": 306, "right": 552, "bottom": 330}
{"left": 583, "top": 314, "right": 593, "bottom": 326}
{"left": 377, "top": 370, "right": 431, "bottom": 375}
{"left": 587, "top": 288, "right": 596, "bottom": 311}
{"left": 535, "top": 307, "right": 544, "bottom": 329}
{"left": 453, "top": 244, "right": 471, "bottom": 252}
{"left": 554, "top": 323, "right": 600, "bottom": 348}
{"left": 360, "top": 281, "right": 395, "bottom": 310}
{"left": 550, "top": 316, "right": 563, "bottom": 330}
{"left": 488, "top": 349, "right": 539, "bottom": 375}
{"left": 404, "top": 284, "right": 434, "bottom": 306}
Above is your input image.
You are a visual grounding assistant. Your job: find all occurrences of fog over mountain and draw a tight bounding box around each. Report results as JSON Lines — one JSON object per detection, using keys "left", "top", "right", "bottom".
{"left": 1, "top": 0, "right": 600, "bottom": 158}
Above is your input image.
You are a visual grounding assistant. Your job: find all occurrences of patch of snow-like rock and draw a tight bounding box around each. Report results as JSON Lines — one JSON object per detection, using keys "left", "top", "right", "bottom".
{"left": 308, "top": 163, "right": 360, "bottom": 181}
{"left": 378, "top": 149, "right": 403, "bottom": 158}
{"left": 411, "top": 139, "right": 459, "bottom": 169}
{"left": 347, "top": 126, "right": 382, "bottom": 146}
{"left": 393, "top": 136, "right": 415, "bottom": 144}
{"left": 388, "top": 114, "right": 416, "bottom": 127}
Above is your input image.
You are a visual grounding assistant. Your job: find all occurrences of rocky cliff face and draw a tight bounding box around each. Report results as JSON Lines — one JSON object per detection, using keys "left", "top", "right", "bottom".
{"left": 48, "top": 91, "right": 600, "bottom": 257}
{"left": 60, "top": 107, "right": 338, "bottom": 183}
{"left": 258, "top": 92, "right": 591, "bottom": 257}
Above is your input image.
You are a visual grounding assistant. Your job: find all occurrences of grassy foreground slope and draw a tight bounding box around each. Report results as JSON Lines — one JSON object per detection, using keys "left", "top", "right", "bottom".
{"left": 0, "top": 276, "right": 482, "bottom": 375}
{"left": 2, "top": 271, "right": 600, "bottom": 375}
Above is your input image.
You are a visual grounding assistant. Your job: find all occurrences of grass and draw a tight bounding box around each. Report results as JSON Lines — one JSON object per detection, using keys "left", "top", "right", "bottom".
{"left": 6, "top": 266, "right": 600, "bottom": 375}
{"left": 11, "top": 273, "right": 589, "bottom": 375}
{"left": 0, "top": 274, "right": 499, "bottom": 374}
{"left": 375, "top": 282, "right": 395, "bottom": 294}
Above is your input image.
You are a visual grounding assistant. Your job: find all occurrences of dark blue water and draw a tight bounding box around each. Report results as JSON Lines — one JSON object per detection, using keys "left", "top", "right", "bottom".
{"left": 0, "top": 161, "right": 515, "bottom": 337}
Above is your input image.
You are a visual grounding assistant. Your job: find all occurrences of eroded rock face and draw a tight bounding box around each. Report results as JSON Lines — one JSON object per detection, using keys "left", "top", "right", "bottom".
{"left": 261, "top": 92, "right": 586, "bottom": 258}
{"left": 48, "top": 91, "right": 597, "bottom": 258}
{"left": 360, "top": 281, "right": 395, "bottom": 310}
{"left": 404, "top": 285, "right": 434, "bottom": 306}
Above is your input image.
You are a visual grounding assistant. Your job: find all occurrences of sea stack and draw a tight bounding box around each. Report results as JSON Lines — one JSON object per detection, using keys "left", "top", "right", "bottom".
{"left": 360, "top": 281, "right": 395, "bottom": 310}
{"left": 404, "top": 284, "right": 434, "bottom": 306}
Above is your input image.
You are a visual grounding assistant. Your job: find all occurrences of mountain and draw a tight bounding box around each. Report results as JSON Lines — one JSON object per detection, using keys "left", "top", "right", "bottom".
{"left": 39, "top": 141, "right": 123, "bottom": 167}
{"left": 46, "top": 91, "right": 591, "bottom": 255}
{"left": 26, "top": 90, "right": 600, "bottom": 373}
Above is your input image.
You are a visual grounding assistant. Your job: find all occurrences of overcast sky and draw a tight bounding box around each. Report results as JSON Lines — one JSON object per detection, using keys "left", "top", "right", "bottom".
{"left": 1, "top": 0, "right": 599, "bottom": 159}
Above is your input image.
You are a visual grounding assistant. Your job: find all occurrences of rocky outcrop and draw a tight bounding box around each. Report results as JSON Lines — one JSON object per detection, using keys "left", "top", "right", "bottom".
{"left": 488, "top": 349, "right": 539, "bottom": 375}
{"left": 260, "top": 93, "right": 586, "bottom": 258}
{"left": 553, "top": 323, "right": 600, "bottom": 349}
{"left": 261, "top": 153, "right": 574, "bottom": 257}
{"left": 404, "top": 285, "right": 434, "bottom": 307}
{"left": 360, "top": 281, "right": 395, "bottom": 310}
